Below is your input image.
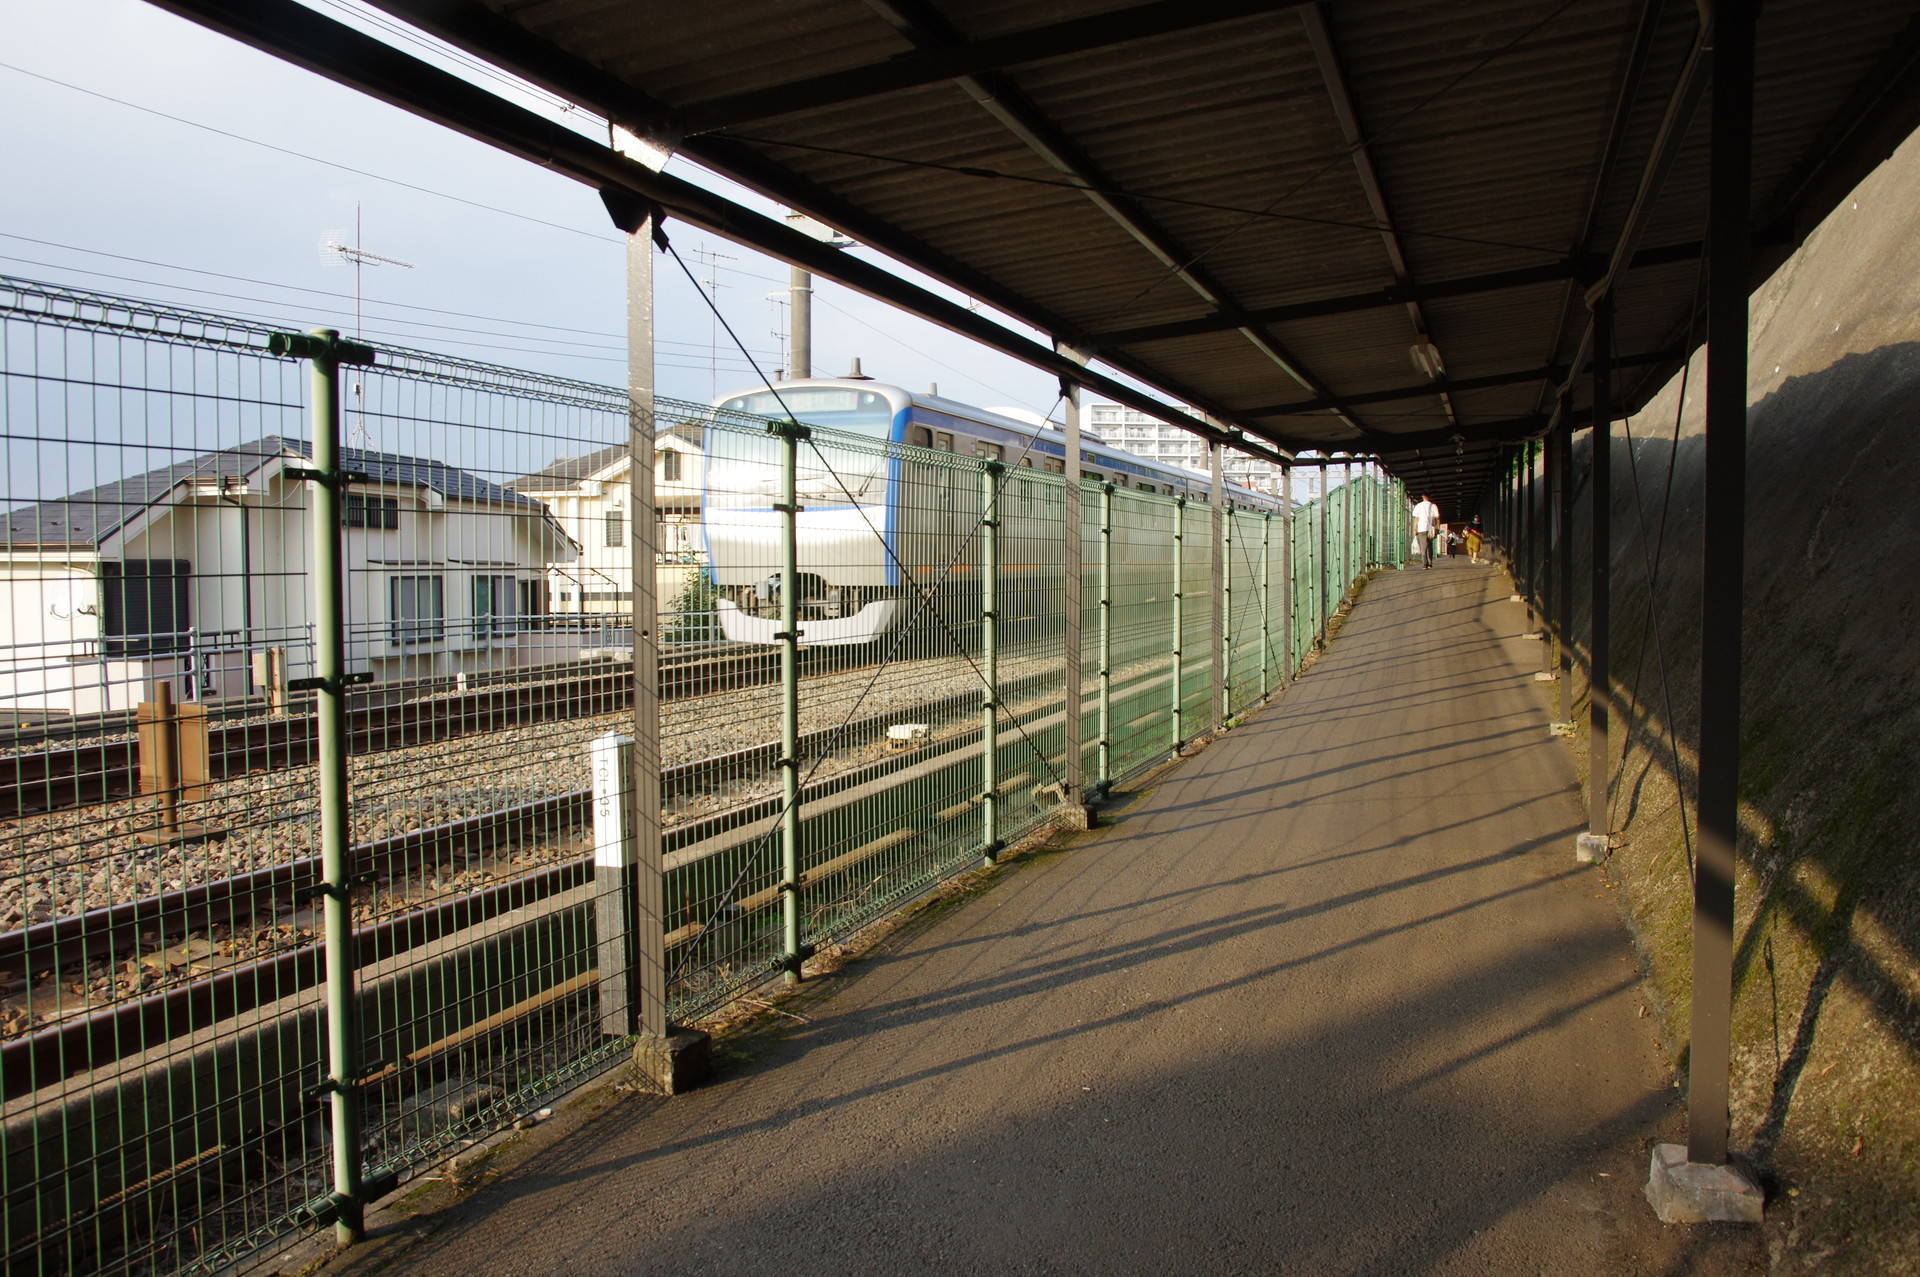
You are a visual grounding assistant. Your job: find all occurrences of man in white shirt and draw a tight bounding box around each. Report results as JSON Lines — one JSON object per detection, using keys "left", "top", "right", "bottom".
{"left": 1411, "top": 495, "right": 1441, "bottom": 568}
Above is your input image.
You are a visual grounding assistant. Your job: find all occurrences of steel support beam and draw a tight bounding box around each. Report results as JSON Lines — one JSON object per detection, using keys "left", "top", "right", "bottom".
{"left": 145, "top": 0, "right": 1300, "bottom": 465}
{"left": 674, "top": 0, "right": 1310, "bottom": 133}
{"left": 1587, "top": 297, "right": 1614, "bottom": 847}
{"left": 861, "top": 0, "right": 1372, "bottom": 438}
{"left": 1243, "top": 350, "right": 1678, "bottom": 417}
{"left": 1690, "top": 0, "right": 1755, "bottom": 1171}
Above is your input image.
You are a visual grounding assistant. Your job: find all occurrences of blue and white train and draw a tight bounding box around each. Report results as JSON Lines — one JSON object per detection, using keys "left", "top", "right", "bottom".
{"left": 702, "top": 377, "right": 1279, "bottom": 645}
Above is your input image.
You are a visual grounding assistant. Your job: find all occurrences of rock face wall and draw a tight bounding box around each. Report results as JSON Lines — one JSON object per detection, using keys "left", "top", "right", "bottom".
{"left": 1509, "top": 128, "right": 1920, "bottom": 1273}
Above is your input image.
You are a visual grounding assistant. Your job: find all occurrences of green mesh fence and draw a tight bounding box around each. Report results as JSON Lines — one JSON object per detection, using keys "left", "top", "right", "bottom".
{"left": 1, "top": 276, "right": 1393, "bottom": 1275}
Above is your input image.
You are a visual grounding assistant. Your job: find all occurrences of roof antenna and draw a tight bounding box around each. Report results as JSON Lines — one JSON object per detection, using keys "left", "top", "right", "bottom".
{"left": 845, "top": 357, "right": 872, "bottom": 380}
{"left": 321, "top": 204, "right": 414, "bottom": 450}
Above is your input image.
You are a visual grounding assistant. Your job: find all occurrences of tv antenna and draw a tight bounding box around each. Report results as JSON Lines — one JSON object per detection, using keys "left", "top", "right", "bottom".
{"left": 321, "top": 205, "right": 414, "bottom": 447}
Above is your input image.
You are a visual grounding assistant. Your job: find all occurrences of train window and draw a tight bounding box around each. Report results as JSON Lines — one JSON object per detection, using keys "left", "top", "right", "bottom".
{"left": 935, "top": 431, "right": 955, "bottom": 452}
{"left": 1020, "top": 456, "right": 1034, "bottom": 467}
{"left": 975, "top": 442, "right": 1003, "bottom": 462}
{"left": 908, "top": 426, "right": 932, "bottom": 448}
{"left": 1045, "top": 459, "right": 1064, "bottom": 474}
{"left": 1112, "top": 474, "right": 1128, "bottom": 487}
{"left": 1138, "top": 482, "right": 1156, "bottom": 495}
{"left": 1084, "top": 470, "right": 1103, "bottom": 484}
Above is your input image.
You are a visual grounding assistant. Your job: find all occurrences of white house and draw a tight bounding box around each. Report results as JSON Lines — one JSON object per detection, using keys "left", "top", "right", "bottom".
{"left": 509, "top": 426, "right": 705, "bottom": 617}
{"left": 0, "top": 436, "right": 577, "bottom": 719}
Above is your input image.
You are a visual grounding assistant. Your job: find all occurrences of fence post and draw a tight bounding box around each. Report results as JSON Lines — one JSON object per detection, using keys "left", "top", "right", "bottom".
{"left": 1059, "top": 358, "right": 1089, "bottom": 823}
{"left": 271, "top": 326, "right": 374, "bottom": 1245}
{"left": 1316, "top": 464, "right": 1329, "bottom": 648}
{"left": 1259, "top": 511, "right": 1272, "bottom": 700}
{"left": 773, "top": 416, "right": 807, "bottom": 981}
{"left": 1280, "top": 467, "right": 1294, "bottom": 680}
{"left": 981, "top": 463, "right": 1002, "bottom": 863}
{"left": 1097, "top": 480, "right": 1113, "bottom": 793}
{"left": 1171, "top": 497, "right": 1185, "bottom": 752}
{"left": 1219, "top": 493, "right": 1233, "bottom": 726}
{"left": 1209, "top": 444, "right": 1225, "bottom": 733}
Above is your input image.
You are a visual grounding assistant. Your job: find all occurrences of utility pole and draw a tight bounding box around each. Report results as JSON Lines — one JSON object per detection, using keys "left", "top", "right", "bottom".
{"left": 782, "top": 212, "right": 854, "bottom": 382}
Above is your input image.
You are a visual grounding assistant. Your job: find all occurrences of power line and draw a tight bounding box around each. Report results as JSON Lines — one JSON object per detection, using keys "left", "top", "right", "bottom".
{"left": 0, "top": 240, "right": 775, "bottom": 357}
{"left": 0, "top": 59, "right": 618, "bottom": 245}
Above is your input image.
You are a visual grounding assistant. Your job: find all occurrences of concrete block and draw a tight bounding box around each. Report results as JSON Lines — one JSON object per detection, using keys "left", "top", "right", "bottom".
{"left": 631, "top": 1027, "right": 712, "bottom": 1095}
{"left": 1575, "top": 832, "right": 1612, "bottom": 864}
{"left": 1532, "top": 670, "right": 1558, "bottom": 682}
{"left": 1644, "top": 1143, "right": 1764, "bottom": 1224}
{"left": 1549, "top": 720, "right": 1576, "bottom": 737}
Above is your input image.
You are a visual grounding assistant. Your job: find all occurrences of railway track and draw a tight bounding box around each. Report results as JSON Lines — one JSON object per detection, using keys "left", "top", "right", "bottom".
{"left": 0, "top": 645, "right": 851, "bottom": 815}
{"left": 0, "top": 661, "right": 1093, "bottom": 1093}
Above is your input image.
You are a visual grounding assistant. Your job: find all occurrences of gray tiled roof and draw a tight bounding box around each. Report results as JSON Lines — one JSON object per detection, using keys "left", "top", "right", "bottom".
{"left": 509, "top": 424, "right": 704, "bottom": 494}
{"left": 3, "top": 435, "right": 544, "bottom": 549}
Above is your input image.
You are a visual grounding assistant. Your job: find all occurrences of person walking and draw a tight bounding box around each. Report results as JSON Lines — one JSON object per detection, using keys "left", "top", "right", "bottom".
{"left": 1411, "top": 494, "right": 1441, "bottom": 568}
{"left": 1465, "top": 517, "right": 1485, "bottom": 565}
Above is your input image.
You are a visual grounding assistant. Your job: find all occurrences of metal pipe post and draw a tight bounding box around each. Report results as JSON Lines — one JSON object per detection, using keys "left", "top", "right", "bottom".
{"left": 1691, "top": 0, "right": 1754, "bottom": 1168}
{"left": 1556, "top": 415, "right": 1575, "bottom": 704}
{"left": 1171, "top": 498, "right": 1185, "bottom": 750}
{"left": 1209, "top": 442, "right": 1226, "bottom": 732}
{"left": 1588, "top": 296, "right": 1614, "bottom": 845}
{"left": 1340, "top": 460, "right": 1353, "bottom": 592}
{"left": 1316, "top": 465, "right": 1329, "bottom": 647}
{"left": 776, "top": 416, "right": 805, "bottom": 981}
{"left": 1279, "top": 467, "right": 1294, "bottom": 681}
{"left": 981, "top": 463, "right": 1002, "bottom": 862}
{"left": 1259, "top": 511, "right": 1272, "bottom": 699}
{"left": 295, "top": 328, "right": 370, "bottom": 1244}
{"left": 1097, "top": 481, "right": 1113, "bottom": 790}
{"left": 1061, "top": 371, "right": 1086, "bottom": 811}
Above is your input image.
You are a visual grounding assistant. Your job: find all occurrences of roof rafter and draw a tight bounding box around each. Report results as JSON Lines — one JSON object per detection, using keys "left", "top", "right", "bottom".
{"left": 675, "top": 0, "right": 1309, "bottom": 135}
{"left": 1242, "top": 348, "right": 1678, "bottom": 417}
{"left": 859, "top": 0, "right": 1394, "bottom": 450}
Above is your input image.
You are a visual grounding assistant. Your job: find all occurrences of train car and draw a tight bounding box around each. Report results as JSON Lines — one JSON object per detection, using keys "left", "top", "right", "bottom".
{"left": 702, "top": 377, "right": 1280, "bottom": 645}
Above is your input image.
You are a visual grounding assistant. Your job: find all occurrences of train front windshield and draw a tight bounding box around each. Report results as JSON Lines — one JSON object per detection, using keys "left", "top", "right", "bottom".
{"left": 709, "top": 387, "right": 896, "bottom": 508}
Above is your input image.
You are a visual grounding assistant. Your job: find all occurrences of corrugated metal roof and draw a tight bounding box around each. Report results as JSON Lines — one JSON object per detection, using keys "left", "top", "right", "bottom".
{"left": 160, "top": 0, "right": 1920, "bottom": 509}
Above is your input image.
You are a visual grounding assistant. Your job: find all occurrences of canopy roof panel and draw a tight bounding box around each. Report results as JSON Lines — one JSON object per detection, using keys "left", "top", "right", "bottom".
{"left": 146, "top": 0, "right": 1920, "bottom": 509}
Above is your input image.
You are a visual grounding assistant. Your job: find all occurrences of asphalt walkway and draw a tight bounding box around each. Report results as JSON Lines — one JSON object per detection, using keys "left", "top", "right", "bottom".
{"left": 330, "top": 556, "right": 1761, "bottom": 1276}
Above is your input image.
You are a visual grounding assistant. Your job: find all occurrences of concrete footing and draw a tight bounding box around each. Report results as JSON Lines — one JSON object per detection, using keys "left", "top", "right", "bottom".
{"left": 1644, "top": 1143, "right": 1765, "bottom": 1223}
{"left": 1532, "top": 670, "right": 1557, "bottom": 682}
{"left": 1549, "top": 720, "right": 1576, "bottom": 737}
{"left": 1522, "top": 629, "right": 1545, "bottom": 641}
{"left": 1575, "top": 832, "right": 1612, "bottom": 864}
{"left": 631, "top": 1028, "right": 712, "bottom": 1095}
{"left": 1508, "top": 593, "right": 1525, "bottom": 603}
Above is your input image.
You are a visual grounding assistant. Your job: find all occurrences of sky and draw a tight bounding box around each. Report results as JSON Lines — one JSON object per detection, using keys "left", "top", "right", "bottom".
{"left": 0, "top": 0, "right": 1094, "bottom": 427}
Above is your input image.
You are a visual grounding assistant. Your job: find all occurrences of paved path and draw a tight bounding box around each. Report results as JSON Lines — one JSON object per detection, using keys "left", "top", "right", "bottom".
{"left": 332, "top": 558, "right": 1761, "bottom": 1276}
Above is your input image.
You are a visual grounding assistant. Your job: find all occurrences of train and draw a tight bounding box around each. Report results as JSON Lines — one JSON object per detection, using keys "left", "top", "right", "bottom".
{"left": 701, "top": 377, "right": 1282, "bottom": 646}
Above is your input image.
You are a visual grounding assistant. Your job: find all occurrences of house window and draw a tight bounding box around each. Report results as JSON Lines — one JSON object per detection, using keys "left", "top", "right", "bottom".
{"left": 101, "top": 559, "right": 190, "bottom": 656}
{"left": 605, "top": 507, "right": 626, "bottom": 548}
{"left": 472, "top": 575, "right": 519, "bottom": 640}
{"left": 659, "top": 449, "right": 682, "bottom": 482}
{"left": 390, "top": 575, "right": 445, "bottom": 645}
{"left": 344, "top": 493, "right": 400, "bottom": 529}
{"left": 518, "top": 578, "right": 548, "bottom": 622}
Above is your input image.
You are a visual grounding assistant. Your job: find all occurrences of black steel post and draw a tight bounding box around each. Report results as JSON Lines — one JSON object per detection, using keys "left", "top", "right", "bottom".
{"left": 1588, "top": 296, "right": 1614, "bottom": 843}
{"left": 1556, "top": 408, "right": 1575, "bottom": 703}
{"left": 1691, "top": 0, "right": 1754, "bottom": 1169}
